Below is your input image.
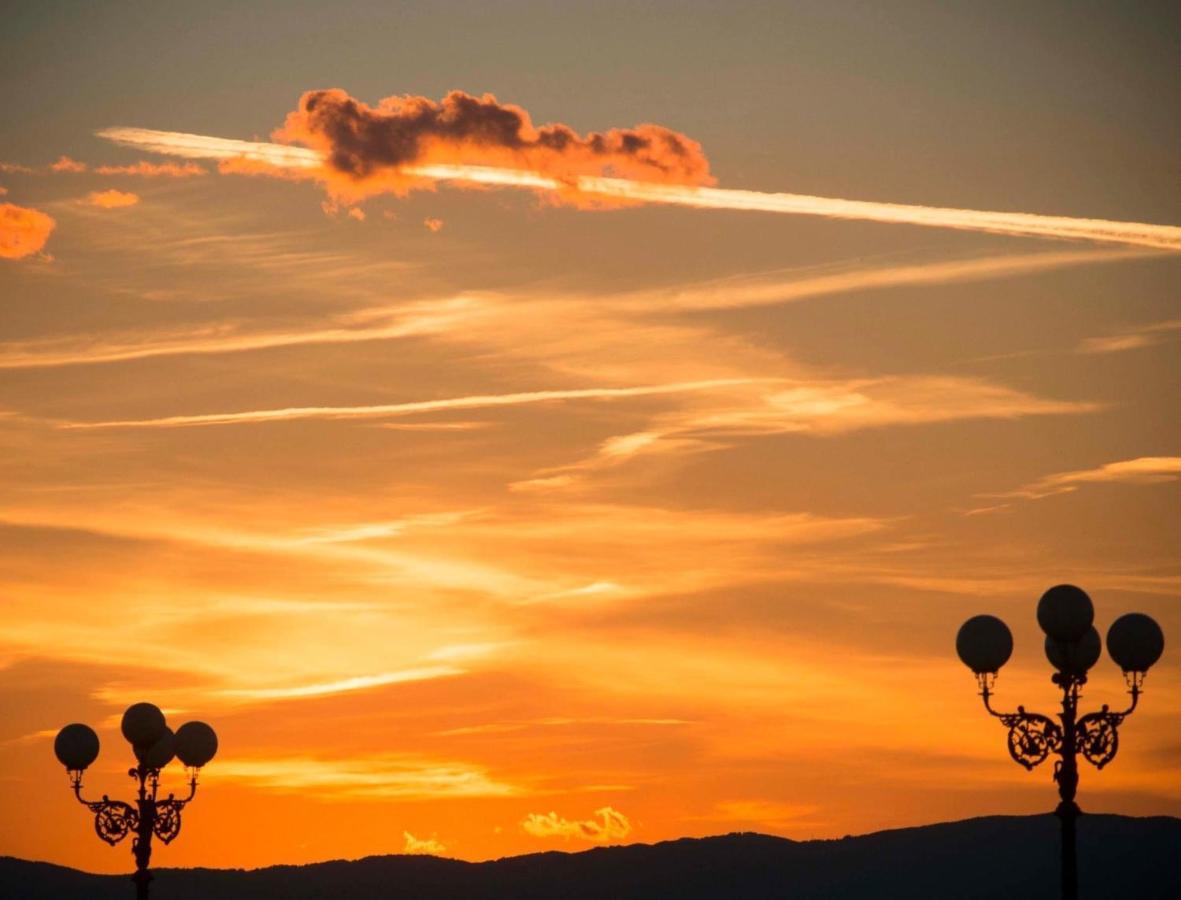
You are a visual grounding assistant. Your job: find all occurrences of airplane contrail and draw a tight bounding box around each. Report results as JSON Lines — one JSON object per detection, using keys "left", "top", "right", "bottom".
{"left": 98, "top": 127, "right": 1181, "bottom": 251}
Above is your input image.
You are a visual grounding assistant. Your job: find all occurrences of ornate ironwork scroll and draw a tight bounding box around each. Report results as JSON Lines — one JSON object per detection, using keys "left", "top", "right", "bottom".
{"left": 1075, "top": 706, "right": 1123, "bottom": 770}
{"left": 85, "top": 798, "right": 139, "bottom": 846}
{"left": 998, "top": 707, "right": 1062, "bottom": 770}
{"left": 152, "top": 800, "right": 184, "bottom": 844}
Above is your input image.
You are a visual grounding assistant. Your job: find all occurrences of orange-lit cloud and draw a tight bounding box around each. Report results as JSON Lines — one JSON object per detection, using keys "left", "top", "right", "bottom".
{"left": 346, "top": 206, "right": 366, "bottom": 221}
{"left": 50, "top": 155, "right": 88, "bottom": 173}
{"left": 85, "top": 188, "right": 140, "bottom": 208}
{"left": 274, "top": 89, "right": 712, "bottom": 203}
{"left": 424, "top": 216, "right": 444, "bottom": 232}
{"left": 94, "top": 160, "right": 206, "bottom": 177}
{"left": 986, "top": 456, "right": 1181, "bottom": 502}
{"left": 402, "top": 832, "right": 447, "bottom": 855}
{"left": 40, "top": 155, "right": 207, "bottom": 177}
{"left": 0, "top": 202, "right": 55, "bottom": 259}
{"left": 97, "top": 127, "right": 1181, "bottom": 248}
{"left": 521, "top": 807, "right": 631, "bottom": 842}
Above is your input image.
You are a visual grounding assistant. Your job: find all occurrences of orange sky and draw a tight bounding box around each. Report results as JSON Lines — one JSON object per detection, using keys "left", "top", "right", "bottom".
{"left": 1, "top": 0, "right": 1179, "bottom": 875}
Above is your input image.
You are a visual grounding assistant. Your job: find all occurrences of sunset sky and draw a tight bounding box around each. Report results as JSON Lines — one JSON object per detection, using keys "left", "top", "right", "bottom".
{"left": 2, "top": 1, "right": 1179, "bottom": 874}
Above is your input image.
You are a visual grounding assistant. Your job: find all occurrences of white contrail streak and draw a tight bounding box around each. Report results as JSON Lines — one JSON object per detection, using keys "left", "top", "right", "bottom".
{"left": 98, "top": 127, "right": 1181, "bottom": 250}
{"left": 60, "top": 378, "right": 762, "bottom": 429}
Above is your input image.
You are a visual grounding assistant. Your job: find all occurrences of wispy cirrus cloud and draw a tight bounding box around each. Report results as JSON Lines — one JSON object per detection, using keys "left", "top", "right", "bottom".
{"left": 1075, "top": 319, "right": 1181, "bottom": 355}
{"left": 515, "top": 377, "right": 1099, "bottom": 489}
{"left": 214, "top": 755, "right": 522, "bottom": 799}
{"left": 0, "top": 248, "right": 1133, "bottom": 369}
{"left": 973, "top": 456, "right": 1181, "bottom": 510}
{"left": 58, "top": 378, "right": 763, "bottom": 429}
{"left": 612, "top": 248, "right": 1153, "bottom": 314}
{"left": 0, "top": 297, "right": 481, "bottom": 369}
{"left": 217, "top": 666, "right": 464, "bottom": 701}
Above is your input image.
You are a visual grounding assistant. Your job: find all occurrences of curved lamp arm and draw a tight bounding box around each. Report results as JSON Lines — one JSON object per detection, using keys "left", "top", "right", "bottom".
{"left": 978, "top": 683, "right": 1062, "bottom": 770}
{"left": 980, "top": 682, "right": 1019, "bottom": 719}
{"left": 70, "top": 771, "right": 109, "bottom": 808}
{"left": 1115, "top": 679, "right": 1141, "bottom": 718}
{"left": 163, "top": 773, "right": 200, "bottom": 807}
{"left": 68, "top": 771, "right": 139, "bottom": 846}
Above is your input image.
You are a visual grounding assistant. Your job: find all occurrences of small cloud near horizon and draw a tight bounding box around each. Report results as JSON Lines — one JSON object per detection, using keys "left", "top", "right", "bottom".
{"left": 402, "top": 831, "right": 447, "bottom": 855}
{"left": 85, "top": 189, "right": 140, "bottom": 209}
{"left": 521, "top": 807, "right": 631, "bottom": 843}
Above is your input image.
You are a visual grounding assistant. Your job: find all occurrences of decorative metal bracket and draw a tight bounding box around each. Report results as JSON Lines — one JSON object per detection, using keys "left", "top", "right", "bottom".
{"left": 152, "top": 799, "right": 184, "bottom": 844}
{"left": 70, "top": 771, "right": 197, "bottom": 848}
{"left": 85, "top": 796, "right": 139, "bottom": 846}
{"left": 997, "top": 707, "right": 1063, "bottom": 770}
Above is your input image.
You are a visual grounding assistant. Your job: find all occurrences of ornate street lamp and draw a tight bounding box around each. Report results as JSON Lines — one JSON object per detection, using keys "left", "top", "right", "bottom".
{"left": 956, "top": 585, "right": 1164, "bottom": 900}
{"left": 53, "top": 702, "right": 218, "bottom": 900}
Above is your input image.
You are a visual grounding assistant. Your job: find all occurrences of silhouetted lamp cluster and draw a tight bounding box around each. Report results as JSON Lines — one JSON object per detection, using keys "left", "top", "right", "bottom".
{"left": 956, "top": 585, "right": 1164, "bottom": 900}
{"left": 55, "top": 703, "right": 217, "bottom": 900}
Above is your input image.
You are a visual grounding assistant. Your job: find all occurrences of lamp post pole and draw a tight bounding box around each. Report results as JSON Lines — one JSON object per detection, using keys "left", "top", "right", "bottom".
{"left": 54, "top": 703, "right": 218, "bottom": 900}
{"left": 957, "top": 585, "right": 1164, "bottom": 900}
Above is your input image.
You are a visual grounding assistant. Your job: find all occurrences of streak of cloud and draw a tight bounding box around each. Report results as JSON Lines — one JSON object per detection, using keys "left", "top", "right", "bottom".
{"left": 0, "top": 247, "right": 1136, "bottom": 370}
{"left": 98, "top": 127, "right": 1181, "bottom": 249}
{"left": 59, "top": 379, "right": 763, "bottom": 429}
{"left": 521, "top": 806, "right": 631, "bottom": 842}
{"left": 217, "top": 666, "right": 464, "bottom": 701}
{"left": 978, "top": 456, "right": 1181, "bottom": 507}
{"left": 618, "top": 248, "right": 1153, "bottom": 313}
{"left": 0, "top": 202, "right": 55, "bottom": 259}
{"left": 94, "top": 160, "right": 207, "bottom": 177}
{"left": 12, "top": 155, "right": 206, "bottom": 177}
{"left": 1075, "top": 319, "right": 1181, "bottom": 355}
{"left": 213, "top": 755, "right": 522, "bottom": 799}
{"left": 0, "top": 297, "right": 480, "bottom": 369}
{"left": 518, "top": 377, "right": 1100, "bottom": 488}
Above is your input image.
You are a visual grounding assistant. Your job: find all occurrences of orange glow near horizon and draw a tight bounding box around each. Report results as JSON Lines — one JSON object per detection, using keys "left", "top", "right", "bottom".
{"left": 3, "top": 13, "right": 1181, "bottom": 878}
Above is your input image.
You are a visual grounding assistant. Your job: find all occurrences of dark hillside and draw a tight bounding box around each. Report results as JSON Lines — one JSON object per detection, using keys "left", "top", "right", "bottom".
{"left": 3, "top": 814, "right": 1177, "bottom": 899}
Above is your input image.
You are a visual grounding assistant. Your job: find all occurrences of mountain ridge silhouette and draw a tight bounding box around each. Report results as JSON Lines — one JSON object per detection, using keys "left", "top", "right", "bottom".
{"left": 4, "top": 813, "right": 1177, "bottom": 898}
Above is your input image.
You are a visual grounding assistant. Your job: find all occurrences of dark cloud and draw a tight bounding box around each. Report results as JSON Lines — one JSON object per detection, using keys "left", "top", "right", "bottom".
{"left": 275, "top": 89, "right": 712, "bottom": 198}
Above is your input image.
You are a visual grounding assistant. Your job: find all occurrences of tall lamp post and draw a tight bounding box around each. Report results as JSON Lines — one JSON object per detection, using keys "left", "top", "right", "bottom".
{"left": 956, "top": 584, "right": 1164, "bottom": 900}
{"left": 53, "top": 702, "right": 218, "bottom": 900}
